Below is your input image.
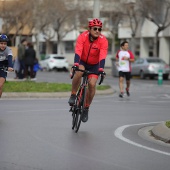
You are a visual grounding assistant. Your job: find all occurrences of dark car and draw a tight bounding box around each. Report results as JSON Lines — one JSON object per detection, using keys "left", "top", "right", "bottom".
{"left": 131, "top": 57, "right": 170, "bottom": 80}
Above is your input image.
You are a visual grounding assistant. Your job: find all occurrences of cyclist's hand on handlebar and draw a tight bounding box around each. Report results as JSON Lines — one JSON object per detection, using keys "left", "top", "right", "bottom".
{"left": 70, "top": 63, "right": 79, "bottom": 79}
{"left": 98, "top": 68, "right": 106, "bottom": 77}
{"left": 72, "top": 63, "right": 79, "bottom": 70}
{"left": 8, "top": 67, "right": 14, "bottom": 72}
{"left": 98, "top": 68, "right": 106, "bottom": 85}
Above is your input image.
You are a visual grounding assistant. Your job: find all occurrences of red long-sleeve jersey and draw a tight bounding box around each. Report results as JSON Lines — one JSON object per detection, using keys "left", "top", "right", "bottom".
{"left": 74, "top": 31, "right": 108, "bottom": 69}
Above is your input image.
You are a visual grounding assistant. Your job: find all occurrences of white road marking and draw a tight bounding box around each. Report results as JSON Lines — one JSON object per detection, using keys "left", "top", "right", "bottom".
{"left": 114, "top": 122, "right": 170, "bottom": 156}
{"left": 164, "top": 94, "right": 170, "bottom": 99}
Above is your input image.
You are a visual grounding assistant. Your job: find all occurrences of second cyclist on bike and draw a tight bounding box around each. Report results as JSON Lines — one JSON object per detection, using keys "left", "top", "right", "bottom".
{"left": 0, "top": 34, "right": 13, "bottom": 98}
{"left": 68, "top": 18, "right": 108, "bottom": 122}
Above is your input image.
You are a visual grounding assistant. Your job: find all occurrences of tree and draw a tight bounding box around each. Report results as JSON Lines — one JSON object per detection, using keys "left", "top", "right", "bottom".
{"left": 35, "top": 0, "right": 77, "bottom": 54}
{"left": 100, "top": 0, "right": 124, "bottom": 56}
{"left": 123, "top": 1, "right": 141, "bottom": 55}
{"left": 139, "top": 0, "right": 170, "bottom": 56}
{"left": 0, "top": 0, "right": 35, "bottom": 45}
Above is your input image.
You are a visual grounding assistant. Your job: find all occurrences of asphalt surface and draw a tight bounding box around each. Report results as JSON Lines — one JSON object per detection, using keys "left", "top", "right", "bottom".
{"left": 0, "top": 89, "right": 170, "bottom": 170}
{"left": 2, "top": 70, "right": 170, "bottom": 143}
{"left": 2, "top": 69, "right": 170, "bottom": 159}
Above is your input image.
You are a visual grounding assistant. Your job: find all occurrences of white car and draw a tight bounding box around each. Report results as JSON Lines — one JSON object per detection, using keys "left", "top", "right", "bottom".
{"left": 40, "top": 54, "right": 69, "bottom": 71}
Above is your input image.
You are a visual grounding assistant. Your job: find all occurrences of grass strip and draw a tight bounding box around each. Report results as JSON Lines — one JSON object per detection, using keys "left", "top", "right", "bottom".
{"left": 3, "top": 81, "right": 110, "bottom": 92}
{"left": 165, "top": 121, "right": 170, "bottom": 128}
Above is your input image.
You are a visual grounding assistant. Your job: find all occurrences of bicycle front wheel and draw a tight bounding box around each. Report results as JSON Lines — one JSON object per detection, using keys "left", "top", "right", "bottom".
{"left": 75, "top": 87, "right": 86, "bottom": 133}
{"left": 72, "top": 107, "right": 77, "bottom": 130}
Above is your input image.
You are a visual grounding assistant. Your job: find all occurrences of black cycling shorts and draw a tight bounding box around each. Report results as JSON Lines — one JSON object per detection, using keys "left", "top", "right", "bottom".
{"left": 119, "top": 71, "right": 131, "bottom": 80}
{"left": 79, "top": 60, "right": 99, "bottom": 79}
{"left": 0, "top": 70, "right": 7, "bottom": 79}
{"left": 79, "top": 60, "right": 99, "bottom": 74}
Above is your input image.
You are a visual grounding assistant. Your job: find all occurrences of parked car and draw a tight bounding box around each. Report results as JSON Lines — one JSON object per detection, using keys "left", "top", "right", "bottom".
{"left": 131, "top": 57, "right": 170, "bottom": 80}
{"left": 40, "top": 54, "right": 69, "bottom": 71}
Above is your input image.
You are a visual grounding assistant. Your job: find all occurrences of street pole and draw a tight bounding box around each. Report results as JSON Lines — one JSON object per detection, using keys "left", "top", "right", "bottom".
{"left": 93, "top": 0, "right": 100, "bottom": 18}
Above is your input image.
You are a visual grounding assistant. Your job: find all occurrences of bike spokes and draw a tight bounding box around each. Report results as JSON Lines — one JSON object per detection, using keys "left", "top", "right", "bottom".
{"left": 70, "top": 84, "right": 87, "bottom": 133}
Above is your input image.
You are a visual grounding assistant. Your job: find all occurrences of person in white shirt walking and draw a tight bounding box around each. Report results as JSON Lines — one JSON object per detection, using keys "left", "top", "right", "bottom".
{"left": 115, "top": 41, "right": 135, "bottom": 98}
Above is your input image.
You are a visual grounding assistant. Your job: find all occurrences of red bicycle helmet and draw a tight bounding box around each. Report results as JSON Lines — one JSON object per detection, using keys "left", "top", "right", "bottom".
{"left": 88, "top": 18, "right": 102, "bottom": 27}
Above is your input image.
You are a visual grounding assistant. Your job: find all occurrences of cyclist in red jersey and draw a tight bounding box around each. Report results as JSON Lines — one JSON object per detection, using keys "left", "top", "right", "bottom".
{"left": 68, "top": 18, "right": 108, "bottom": 122}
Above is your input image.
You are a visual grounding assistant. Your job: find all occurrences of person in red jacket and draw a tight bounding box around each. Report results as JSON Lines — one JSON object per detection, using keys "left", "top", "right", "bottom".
{"left": 68, "top": 18, "right": 108, "bottom": 122}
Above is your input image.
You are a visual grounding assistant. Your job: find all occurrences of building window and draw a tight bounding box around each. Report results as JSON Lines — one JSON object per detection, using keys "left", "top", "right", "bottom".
{"left": 65, "top": 41, "right": 74, "bottom": 53}
{"left": 53, "top": 42, "right": 57, "bottom": 54}
{"left": 40, "top": 42, "right": 46, "bottom": 55}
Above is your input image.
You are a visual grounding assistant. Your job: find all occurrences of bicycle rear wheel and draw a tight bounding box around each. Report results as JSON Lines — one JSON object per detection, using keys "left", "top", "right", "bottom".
{"left": 71, "top": 89, "right": 80, "bottom": 131}
{"left": 75, "top": 87, "right": 86, "bottom": 133}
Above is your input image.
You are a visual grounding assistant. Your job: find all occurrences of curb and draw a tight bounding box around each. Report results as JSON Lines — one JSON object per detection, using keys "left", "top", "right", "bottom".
{"left": 151, "top": 122, "right": 170, "bottom": 143}
{"left": 2, "top": 88, "right": 114, "bottom": 98}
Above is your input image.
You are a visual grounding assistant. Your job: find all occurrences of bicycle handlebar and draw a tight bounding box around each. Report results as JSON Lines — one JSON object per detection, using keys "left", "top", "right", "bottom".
{"left": 0, "top": 66, "right": 14, "bottom": 73}
{"left": 0, "top": 66, "right": 8, "bottom": 73}
{"left": 70, "top": 66, "right": 105, "bottom": 85}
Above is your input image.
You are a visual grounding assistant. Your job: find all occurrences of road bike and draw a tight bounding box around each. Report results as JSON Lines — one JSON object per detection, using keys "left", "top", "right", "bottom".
{"left": 69, "top": 66, "right": 105, "bottom": 133}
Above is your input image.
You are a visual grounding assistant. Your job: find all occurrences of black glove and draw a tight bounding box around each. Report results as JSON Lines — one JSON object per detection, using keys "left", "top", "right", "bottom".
{"left": 98, "top": 68, "right": 106, "bottom": 76}
{"left": 98, "top": 69, "right": 106, "bottom": 85}
{"left": 72, "top": 63, "right": 79, "bottom": 70}
{"left": 99, "top": 71, "right": 106, "bottom": 76}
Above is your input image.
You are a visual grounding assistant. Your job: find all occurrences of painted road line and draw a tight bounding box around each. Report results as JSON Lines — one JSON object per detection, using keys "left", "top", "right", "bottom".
{"left": 114, "top": 122, "right": 170, "bottom": 156}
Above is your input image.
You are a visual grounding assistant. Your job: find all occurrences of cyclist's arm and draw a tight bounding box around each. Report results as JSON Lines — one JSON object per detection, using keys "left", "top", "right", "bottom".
{"left": 8, "top": 55, "right": 13, "bottom": 68}
{"left": 98, "top": 38, "right": 108, "bottom": 71}
{"left": 7, "top": 55, "right": 13, "bottom": 71}
{"left": 74, "top": 33, "right": 85, "bottom": 65}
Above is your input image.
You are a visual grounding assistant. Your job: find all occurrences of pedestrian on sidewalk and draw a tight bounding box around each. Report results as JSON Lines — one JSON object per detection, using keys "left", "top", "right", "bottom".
{"left": 13, "top": 56, "right": 20, "bottom": 79}
{"left": 18, "top": 38, "right": 27, "bottom": 79}
{"left": 24, "top": 42, "right": 36, "bottom": 80}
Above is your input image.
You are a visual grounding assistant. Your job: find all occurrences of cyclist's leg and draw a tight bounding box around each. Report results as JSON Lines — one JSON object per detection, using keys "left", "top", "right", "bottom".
{"left": 71, "top": 64, "right": 85, "bottom": 94}
{"left": 81, "top": 74, "right": 98, "bottom": 123}
{"left": 0, "top": 70, "right": 7, "bottom": 98}
{"left": 85, "top": 63, "right": 99, "bottom": 107}
{"left": 86, "top": 75, "right": 98, "bottom": 107}
{"left": 0, "top": 77, "right": 5, "bottom": 98}
{"left": 68, "top": 64, "right": 85, "bottom": 105}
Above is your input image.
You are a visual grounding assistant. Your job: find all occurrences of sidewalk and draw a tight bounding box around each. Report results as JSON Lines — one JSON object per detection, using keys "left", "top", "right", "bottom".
{"left": 151, "top": 122, "right": 170, "bottom": 143}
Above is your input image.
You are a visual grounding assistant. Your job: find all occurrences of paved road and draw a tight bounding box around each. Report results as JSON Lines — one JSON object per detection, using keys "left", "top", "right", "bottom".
{"left": 1, "top": 70, "right": 170, "bottom": 170}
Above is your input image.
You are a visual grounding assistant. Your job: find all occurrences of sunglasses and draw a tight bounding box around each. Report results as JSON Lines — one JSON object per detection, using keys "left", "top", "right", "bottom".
{"left": 92, "top": 27, "right": 102, "bottom": 32}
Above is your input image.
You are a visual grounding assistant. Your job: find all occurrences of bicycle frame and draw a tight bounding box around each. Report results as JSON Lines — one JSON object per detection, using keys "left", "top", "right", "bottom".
{"left": 70, "top": 67, "right": 105, "bottom": 133}
{"left": 71, "top": 72, "right": 88, "bottom": 132}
